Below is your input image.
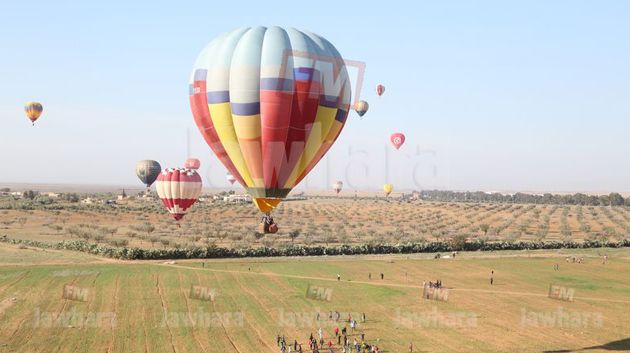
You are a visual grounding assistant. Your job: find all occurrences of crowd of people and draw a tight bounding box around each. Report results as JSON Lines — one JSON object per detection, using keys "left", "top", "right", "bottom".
{"left": 277, "top": 310, "right": 390, "bottom": 353}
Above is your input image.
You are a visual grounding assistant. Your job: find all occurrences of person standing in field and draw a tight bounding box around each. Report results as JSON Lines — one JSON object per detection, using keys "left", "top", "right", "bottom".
{"left": 361, "top": 312, "right": 366, "bottom": 322}
{"left": 490, "top": 270, "right": 494, "bottom": 285}
{"left": 380, "top": 273, "right": 384, "bottom": 280}
{"left": 337, "top": 274, "right": 341, "bottom": 281}
{"left": 368, "top": 272, "right": 371, "bottom": 280}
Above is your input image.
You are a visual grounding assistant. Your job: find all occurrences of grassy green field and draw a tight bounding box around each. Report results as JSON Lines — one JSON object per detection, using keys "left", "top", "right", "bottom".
{"left": 0, "top": 244, "right": 629, "bottom": 353}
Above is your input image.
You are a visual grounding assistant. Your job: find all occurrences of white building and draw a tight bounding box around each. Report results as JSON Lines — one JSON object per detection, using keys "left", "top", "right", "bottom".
{"left": 223, "top": 194, "right": 252, "bottom": 203}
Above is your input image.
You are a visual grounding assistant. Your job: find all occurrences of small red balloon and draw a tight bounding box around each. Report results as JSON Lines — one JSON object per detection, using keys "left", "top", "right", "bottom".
{"left": 184, "top": 158, "right": 201, "bottom": 170}
{"left": 390, "top": 133, "right": 405, "bottom": 150}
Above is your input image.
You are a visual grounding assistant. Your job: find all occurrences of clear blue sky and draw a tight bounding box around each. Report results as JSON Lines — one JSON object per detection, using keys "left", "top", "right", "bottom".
{"left": 1, "top": 0, "right": 629, "bottom": 192}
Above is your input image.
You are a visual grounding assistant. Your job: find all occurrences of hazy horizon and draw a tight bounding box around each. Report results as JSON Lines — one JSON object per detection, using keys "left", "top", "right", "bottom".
{"left": 2, "top": 0, "right": 629, "bottom": 192}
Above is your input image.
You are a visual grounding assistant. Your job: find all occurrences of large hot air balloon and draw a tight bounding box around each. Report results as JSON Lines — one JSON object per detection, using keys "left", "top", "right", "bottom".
{"left": 190, "top": 27, "right": 351, "bottom": 222}
{"left": 155, "top": 168, "right": 202, "bottom": 221}
{"left": 24, "top": 102, "right": 43, "bottom": 126}
{"left": 333, "top": 181, "right": 343, "bottom": 195}
{"left": 376, "top": 84, "right": 385, "bottom": 97}
{"left": 136, "top": 160, "right": 162, "bottom": 188}
{"left": 383, "top": 183, "right": 394, "bottom": 197}
{"left": 185, "top": 158, "right": 201, "bottom": 170}
{"left": 390, "top": 133, "right": 405, "bottom": 150}
{"left": 226, "top": 172, "right": 236, "bottom": 185}
{"left": 354, "top": 100, "right": 369, "bottom": 117}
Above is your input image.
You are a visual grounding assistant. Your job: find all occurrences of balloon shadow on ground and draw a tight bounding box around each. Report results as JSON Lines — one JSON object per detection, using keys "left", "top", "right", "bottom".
{"left": 544, "top": 338, "right": 630, "bottom": 352}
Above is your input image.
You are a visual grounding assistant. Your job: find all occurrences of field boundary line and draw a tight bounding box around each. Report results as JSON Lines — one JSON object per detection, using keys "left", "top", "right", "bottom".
{"left": 158, "top": 263, "right": 630, "bottom": 304}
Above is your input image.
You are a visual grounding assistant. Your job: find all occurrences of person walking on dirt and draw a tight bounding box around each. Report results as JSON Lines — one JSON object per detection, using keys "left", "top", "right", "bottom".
{"left": 337, "top": 274, "right": 341, "bottom": 281}
{"left": 368, "top": 272, "right": 371, "bottom": 280}
{"left": 490, "top": 270, "right": 494, "bottom": 285}
{"left": 361, "top": 312, "right": 366, "bottom": 322}
{"left": 380, "top": 273, "right": 384, "bottom": 280}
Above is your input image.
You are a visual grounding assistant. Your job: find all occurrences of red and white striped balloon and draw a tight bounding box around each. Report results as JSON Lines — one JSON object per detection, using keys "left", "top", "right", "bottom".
{"left": 156, "top": 168, "right": 202, "bottom": 221}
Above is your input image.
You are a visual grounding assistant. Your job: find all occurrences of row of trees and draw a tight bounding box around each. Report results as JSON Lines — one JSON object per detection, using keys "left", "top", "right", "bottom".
{"left": 2, "top": 236, "right": 628, "bottom": 260}
{"left": 420, "top": 190, "right": 628, "bottom": 206}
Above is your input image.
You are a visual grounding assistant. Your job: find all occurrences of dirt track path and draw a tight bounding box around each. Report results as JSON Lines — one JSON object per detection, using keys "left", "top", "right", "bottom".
{"left": 156, "top": 263, "right": 630, "bottom": 305}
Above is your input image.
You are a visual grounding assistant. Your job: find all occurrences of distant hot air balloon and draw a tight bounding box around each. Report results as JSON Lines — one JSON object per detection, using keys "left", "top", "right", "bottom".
{"left": 155, "top": 168, "right": 202, "bottom": 221}
{"left": 24, "top": 102, "right": 43, "bottom": 126}
{"left": 226, "top": 173, "right": 236, "bottom": 185}
{"left": 190, "top": 27, "right": 351, "bottom": 223}
{"left": 390, "top": 133, "right": 405, "bottom": 150}
{"left": 383, "top": 183, "right": 394, "bottom": 197}
{"left": 376, "top": 84, "right": 385, "bottom": 97}
{"left": 354, "top": 100, "right": 369, "bottom": 117}
{"left": 333, "top": 181, "right": 343, "bottom": 195}
{"left": 184, "top": 158, "right": 201, "bottom": 170}
{"left": 136, "top": 160, "right": 162, "bottom": 188}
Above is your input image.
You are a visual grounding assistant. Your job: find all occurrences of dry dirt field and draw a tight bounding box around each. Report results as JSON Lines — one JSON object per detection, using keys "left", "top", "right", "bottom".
{"left": 0, "top": 243, "right": 628, "bottom": 353}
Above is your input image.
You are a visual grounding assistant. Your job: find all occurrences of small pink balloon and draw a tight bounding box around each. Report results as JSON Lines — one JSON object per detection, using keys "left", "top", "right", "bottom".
{"left": 184, "top": 158, "right": 201, "bottom": 170}
{"left": 390, "top": 133, "right": 405, "bottom": 150}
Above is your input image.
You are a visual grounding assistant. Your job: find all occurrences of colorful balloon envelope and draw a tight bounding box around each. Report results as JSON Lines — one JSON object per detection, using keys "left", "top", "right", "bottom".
{"left": 376, "top": 84, "right": 385, "bottom": 96}
{"left": 354, "top": 100, "right": 369, "bottom": 117}
{"left": 24, "top": 101, "right": 43, "bottom": 126}
{"left": 383, "top": 183, "right": 394, "bottom": 197}
{"left": 333, "top": 181, "right": 343, "bottom": 194}
{"left": 226, "top": 172, "right": 236, "bottom": 185}
{"left": 184, "top": 158, "right": 201, "bottom": 170}
{"left": 390, "top": 133, "right": 405, "bottom": 150}
{"left": 155, "top": 168, "right": 202, "bottom": 221}
{"left": 190, "top": 27, "right": 351, "bottom": 214}
{"left": 135, "top": 160, "right": 162, "bottom": 187}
